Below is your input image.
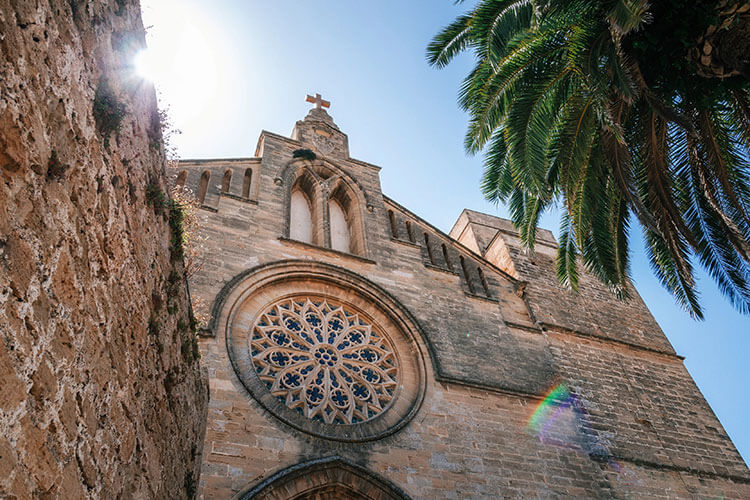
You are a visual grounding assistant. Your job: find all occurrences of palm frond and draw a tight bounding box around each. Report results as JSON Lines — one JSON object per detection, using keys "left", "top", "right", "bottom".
{"left": 607, "top": 0, "right": 652, "bottom": 37}
{"left": 432, "top": 0, "right": 750, "bottom": 317}
{"left": 557, "top": 212, "right": 580, "bottom": 290}
{"left": 427, "top": 14, "right": 474, "bottom": 68}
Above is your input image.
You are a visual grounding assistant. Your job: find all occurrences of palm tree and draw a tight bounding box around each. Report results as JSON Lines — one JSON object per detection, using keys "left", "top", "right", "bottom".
{"left": 692, "top": 1, "right": 750, "bottom": 79}
{"left": 428, "top": 0, "right": 750, "bottom": 318}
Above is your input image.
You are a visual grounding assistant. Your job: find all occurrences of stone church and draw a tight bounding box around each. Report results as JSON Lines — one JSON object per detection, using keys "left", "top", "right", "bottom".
{"left": 176, "top": 97, "right": 750, "bottom": 499}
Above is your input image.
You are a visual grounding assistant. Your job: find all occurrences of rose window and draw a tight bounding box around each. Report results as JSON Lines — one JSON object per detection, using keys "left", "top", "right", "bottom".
{"left": 250, "top": 297, "right": 399, "bottom": 425}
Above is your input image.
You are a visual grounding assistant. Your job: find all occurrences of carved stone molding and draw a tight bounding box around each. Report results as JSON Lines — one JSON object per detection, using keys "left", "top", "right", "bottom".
{"left": 220, "top": 261, "right": 428, "bottom": 442}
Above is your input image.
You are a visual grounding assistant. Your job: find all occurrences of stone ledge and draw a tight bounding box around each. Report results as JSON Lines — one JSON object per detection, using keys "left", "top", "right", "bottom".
{"left": 504, "top": 321, "right": 542, "bottom": 333}
{"left": 464, "top": 291, "right": 499, "bottom": 303}
{"left": 221, "top": 192, "right": 258, "bottom": 204}
{"left": 435, "top": 374, "right": 546, "bottom": 401}
{"left": 424, "top": 262, "right": 460, "bottom": 276}
{"left": 541, "top": 322, "right": 685, "bottom": 360}
{"left": 278, "top": 237, "right": 377, "bottom": 264}
{"left": 390, "top": 237, "right": 421, "bottom": 249}
{"left": 591, "top": 452, "right": 750, "bottom": 484}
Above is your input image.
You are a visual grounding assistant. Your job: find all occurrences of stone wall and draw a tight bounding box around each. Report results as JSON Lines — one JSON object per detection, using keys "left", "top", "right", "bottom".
{"left": 179, "top": 109, "right": 749, "bottom": 498}
{"left": 0, "top": 1, "right": 207, "bottom": 498}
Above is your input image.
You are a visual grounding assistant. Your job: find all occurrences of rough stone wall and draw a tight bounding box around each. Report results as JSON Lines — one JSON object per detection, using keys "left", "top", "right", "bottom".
{"left": 179, "top": 111, "right": 749, "bottom": 498}
{"left": 0, "top": 1, "right": 207, "bottom": 498}
{"left": 451, "top": 209, "right": 676, "bottom": 354}
{"left": 198, "top": 343, "right": 750, "bottom": 499}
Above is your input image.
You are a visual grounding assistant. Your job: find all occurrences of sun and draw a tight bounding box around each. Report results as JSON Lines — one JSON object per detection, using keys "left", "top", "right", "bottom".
{"left": 136, "top": 0, "right": 226, "bottom": 123}
{"left": 133, "top": 48, "right": 159, "bottom": 82}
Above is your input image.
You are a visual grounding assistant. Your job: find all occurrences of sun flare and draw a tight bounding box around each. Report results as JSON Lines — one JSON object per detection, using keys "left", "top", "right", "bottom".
{"left": 138, "top": 0, "right": 232, "bottom": 132}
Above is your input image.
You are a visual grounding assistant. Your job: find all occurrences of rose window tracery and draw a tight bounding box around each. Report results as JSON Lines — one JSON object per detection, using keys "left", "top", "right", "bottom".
{"left": 250, "top": 297, "right": 399, "bottom": 425}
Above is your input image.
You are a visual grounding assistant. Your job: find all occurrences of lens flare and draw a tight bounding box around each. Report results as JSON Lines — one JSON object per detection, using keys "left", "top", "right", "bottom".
{"left": 133, "top": 49, "right": 159, "bottom": 81}
{"left": 527, "top": 383, "right": 573, "bottom": 436}
{"left": 526, "top": 383, "right": 642, "bottom": 488}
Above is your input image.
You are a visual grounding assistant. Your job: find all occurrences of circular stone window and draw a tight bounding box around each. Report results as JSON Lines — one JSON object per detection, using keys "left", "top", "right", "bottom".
{"left": 252, "top": 297, "right": 399, "bottom": 425}
{"left": 223, "top": 263, "right": 426, "bottom": 442}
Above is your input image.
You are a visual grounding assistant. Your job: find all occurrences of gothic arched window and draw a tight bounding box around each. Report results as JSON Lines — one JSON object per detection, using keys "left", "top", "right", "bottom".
{"left": 290, "top": 189, "right": 314, "bottom": 244}
{"left": 329, "top": 199, "right": 351, "bottom": 253}
{"left": 329, "top": 182, "right": 364, "bottom": 255}
{"left": 176, "top": 170, "right": 187, "bottom": 188}
{"left": 283, "top": 163, "right": 367, "bottom": 256}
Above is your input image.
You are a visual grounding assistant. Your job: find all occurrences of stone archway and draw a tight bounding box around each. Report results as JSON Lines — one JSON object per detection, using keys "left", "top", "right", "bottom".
{"left": 237, "top": 456, "right": 412, "bottom": 500}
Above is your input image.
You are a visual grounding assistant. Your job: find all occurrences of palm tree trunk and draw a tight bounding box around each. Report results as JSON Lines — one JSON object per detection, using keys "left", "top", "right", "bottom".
{"left": 692, "top": 1, "right": 750, "bottom": 79}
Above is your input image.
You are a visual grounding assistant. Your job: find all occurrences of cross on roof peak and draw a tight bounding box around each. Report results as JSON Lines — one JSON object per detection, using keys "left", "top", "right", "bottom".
{"left": 306, "top": 93, "right": 330, "bottom": 110}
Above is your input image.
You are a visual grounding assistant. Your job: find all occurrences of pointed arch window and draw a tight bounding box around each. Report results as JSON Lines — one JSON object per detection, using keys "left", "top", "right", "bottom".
{"left": 329, "top": 199, "right": 351, "bottom": 253}
{"left": 290, "top": 189, "right": 314, "bottom": 244}
{"left": 329, "top": 183, "right": 364, "bottom": 255}
{"left": 284, "top": 164, "right": 367, "bottom": 257}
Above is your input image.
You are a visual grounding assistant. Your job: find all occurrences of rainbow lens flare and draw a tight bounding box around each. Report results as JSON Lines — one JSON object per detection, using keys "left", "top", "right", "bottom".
{"left": 527, "top": 383, "right": 606, "bottom": 456}
{"left": 527, "top": 383, "right": 574, "bottom": 437}
{"left": 526, "top": 383, "right": 642, "bottom": 488}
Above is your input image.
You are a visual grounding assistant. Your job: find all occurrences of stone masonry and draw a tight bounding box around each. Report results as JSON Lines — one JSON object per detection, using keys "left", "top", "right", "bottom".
{"left": 180, "top": 104, "right": 749, "bottom": 498}
{"left": 0, "top": 1, "right": 207, "bottom": 498}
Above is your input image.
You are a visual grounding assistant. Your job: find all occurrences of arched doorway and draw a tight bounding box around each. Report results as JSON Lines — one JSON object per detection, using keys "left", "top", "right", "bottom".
{"left": 236, "top": 456, "right": 411, "bottom": 500}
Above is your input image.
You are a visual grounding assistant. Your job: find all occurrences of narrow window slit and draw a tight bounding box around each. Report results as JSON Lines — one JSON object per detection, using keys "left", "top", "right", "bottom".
{"left": 405, "top": 220, "right": 414, "bottom": 242}
{"left": 424, "top": 233, "right": 435, "bottom": 265}
{"left": 242, "top": 168, "right": 252, "bottom": 198}
{"left": 478, "top": 267, "right": 491, "bottom": 297}
{"left": 198, "top": 171, "right": 210, "bottom": 204}
{"left": 221, "top": 169, "right": 232, "bottom": 194}
{"left": 441, "top": 243, "right": 453, "bottom": 271}
{"left": 388, "top": 210, "right": 398, "bottom": 238}
{"left": 460, "top": 255, "right": 475, "bottom": 294}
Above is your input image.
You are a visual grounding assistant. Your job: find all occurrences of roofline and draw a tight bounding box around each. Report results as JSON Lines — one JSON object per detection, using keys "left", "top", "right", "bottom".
{"left": 177, "top": 157, "right": 261, "bottom": 164}
{"left": 256, "top": 130, "right": 381, "bottom": 171}
{"left": 382, "top": 195, "right": 521, "bottom": 285}
{"left": 458, "top": 208, "right": 558, "bottom": 247}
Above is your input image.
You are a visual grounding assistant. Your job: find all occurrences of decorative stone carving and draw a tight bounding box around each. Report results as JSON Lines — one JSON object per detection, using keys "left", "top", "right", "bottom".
{"left": 221, "top": 261, "right": 428, "bottom": 442}
{"left": 250, "top": 297, "right": 399, "bottom": 424}
{"left": 312, "top": 129, "right": 336, "bottom": 155}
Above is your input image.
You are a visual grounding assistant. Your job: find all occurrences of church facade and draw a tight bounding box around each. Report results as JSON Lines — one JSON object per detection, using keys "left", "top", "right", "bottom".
{"left": 177, "top": 99, "right": 750, "bottom": 499}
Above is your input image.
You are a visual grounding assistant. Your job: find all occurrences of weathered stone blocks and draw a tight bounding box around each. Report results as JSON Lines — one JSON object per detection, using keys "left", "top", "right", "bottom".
{"left": 0, "top": 1, "right": 207, "bottom": 498}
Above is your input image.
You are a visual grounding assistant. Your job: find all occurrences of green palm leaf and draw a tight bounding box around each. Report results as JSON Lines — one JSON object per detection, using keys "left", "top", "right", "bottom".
{"left": 430, "top": 0, "right": 750, "bottom": 318}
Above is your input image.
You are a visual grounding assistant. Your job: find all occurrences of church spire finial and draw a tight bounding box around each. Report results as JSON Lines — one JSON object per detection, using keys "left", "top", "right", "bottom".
{"left": 305, "top": 93, "right": 330, "bottom": 110}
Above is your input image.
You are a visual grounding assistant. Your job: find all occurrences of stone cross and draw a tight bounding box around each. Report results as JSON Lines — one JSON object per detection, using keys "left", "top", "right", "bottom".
{"left": 306, "top": 93, "right": 330, "bottom": 110}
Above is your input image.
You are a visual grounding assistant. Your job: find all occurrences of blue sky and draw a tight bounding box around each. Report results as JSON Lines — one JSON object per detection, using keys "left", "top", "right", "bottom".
{"left": 139, "top": 0, "right": 749, "bottom": 463}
